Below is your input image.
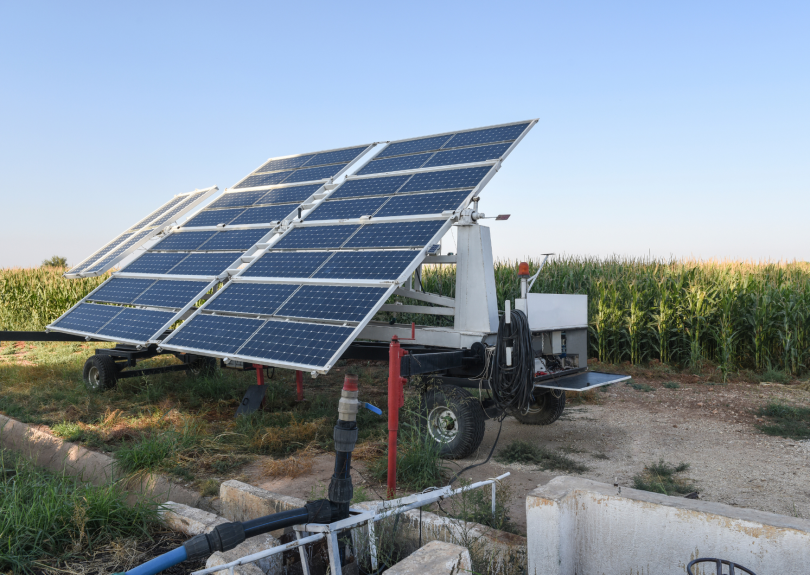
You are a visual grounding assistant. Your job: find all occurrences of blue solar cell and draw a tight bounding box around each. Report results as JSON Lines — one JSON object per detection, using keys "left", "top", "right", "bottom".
{"left": 313, "top": 251, "right": 414, "bottom": 280}
{"left": 344, "top": 221, "right": 445, "bottom": 249}
{"left": 96, "top": 307, "right": 175, "bottom": 341}
{"left": 70, "top": 232, "right": 135, "bottom": 273}
{"left": 167, "top": 314, "right": 263, "bottom": 354}
{"left": 209, "top": 190, "right": 269, "bottom": 209}
{"left": 357, "top": 153, "right": 432, "bottom": 176}
{"left": 376, "top": 135, "right": 453, "bottom": 159}
{"left": 281, "top": 164, "right": 348, "bottom": 184}
{"left": 167, "top": 253, "right": 237, "bottom": 276}
{"left": 53, "top": 303, "right": 121, "bottom": 333}
{"left": 304, "top": 147, "right": 368, "bottom": 167}
{"left": 128, "top": 196, "right": 188, "bottom": 231}
{"left": 307, "top": 197, "right": 388, "bottom": 221}
{"left": 258, "top": 185, "right": 321, "bottom": 205}
{"left": 423, "top": 143, "right": 511, "bottom": 168}
{"left": 120, "top": 252, "right": 189, "bottom": 274}
{"left": 273, "top": 225, "right": 360, "bottom": 249}
{"left": 229, "top": 204, "right": 297, "bottom": 226}
{"left": 242, "top": 251, "right": 332, "bottom": 278}
{"left": 442, "top": 123, "right": 530, "bottom": 148}
{"left": 133, "top": 280, "right": 209, "bottom": 308}
{"left": 183, "top": 208, "right": 244, "bottom": 228}
{"left": 202, "top": 228, "right": 270, "bottom": 251}
{"left": 206, "top": 283, "right": 298, "bottom": 315}
{"left": 398, "top": 166, "right": 491, "bottom": 194}
{"left": 89, "top": 278, "right": 155, "bottom": 304}
{"left": 277, "top": 286, "right": 387, "bottom": 323}
{"left": 239, "top": 320, "right": 354, "bottom": 367}
{"left": 151, "top": 191, "right": 208, "bottom": 227}
{"left": 375, "top": 191, "right": 470, "bottom": 217}
{"left": 330, "top": 175, "right": 411, "bottom": 200}
{"left": 152, "top": 231, "right": 216, "bottom": 251}
{"left": 257, "top": 155, "right": 315, "bottom": 173}
{"left": 236, "top": 172, "right": 294, "bottom": 189}
{"left": 84, "top": 229, "right": 155, "bottom": 273}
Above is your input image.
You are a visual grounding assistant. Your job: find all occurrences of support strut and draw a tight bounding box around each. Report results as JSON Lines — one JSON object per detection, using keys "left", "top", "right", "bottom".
{"left": 387, "top": 335, "right": 408, "bottom": 498}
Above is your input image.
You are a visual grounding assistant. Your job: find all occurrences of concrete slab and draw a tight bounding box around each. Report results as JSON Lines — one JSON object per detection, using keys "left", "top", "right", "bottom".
{"left": 383, "top": 540, "right": 471, "bottom": 575}
{"left": 205, "top": 533, "right": 283, "bottom": 575}
{"left": 161, "top": 501, "right": 228, "bottom": 536}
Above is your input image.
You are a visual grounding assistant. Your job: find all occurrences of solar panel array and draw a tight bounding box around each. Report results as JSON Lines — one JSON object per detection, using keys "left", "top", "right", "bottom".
{"left": 65, "top": 187, "right": 218, "bottom": 278}
{"left": 50, "top": 121, "right": 535, "bottom": 369}
{"left": 158, "top": 121, "right": 536, "bottom": 371}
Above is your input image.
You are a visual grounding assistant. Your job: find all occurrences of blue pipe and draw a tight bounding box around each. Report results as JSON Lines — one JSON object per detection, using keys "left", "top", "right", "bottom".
{"left": 125, "top": 545, "right": 187, "bottom": 575}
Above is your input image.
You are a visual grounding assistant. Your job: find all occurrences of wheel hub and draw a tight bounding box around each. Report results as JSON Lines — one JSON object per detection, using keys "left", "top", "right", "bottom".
{"left": 427, "top": 407, "right": 459, "bottom": 444}
{"left": 87, "top": 366, "right": 101, "bottom": 390}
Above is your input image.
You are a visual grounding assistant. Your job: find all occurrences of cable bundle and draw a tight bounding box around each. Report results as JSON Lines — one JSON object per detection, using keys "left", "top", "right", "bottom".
{"left": 490, "top": 308, "right": 534, "bottom": 415}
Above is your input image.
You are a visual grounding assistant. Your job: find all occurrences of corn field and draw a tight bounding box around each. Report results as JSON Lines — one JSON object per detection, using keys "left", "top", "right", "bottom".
{"left": 3, "top": 259, "right": 810, "bottom": 374}
{"left": 396, "top": 257, "right": 810, "bottom": 375}
{"left": 0, "top": 267, "right": 108, "bottom": 331}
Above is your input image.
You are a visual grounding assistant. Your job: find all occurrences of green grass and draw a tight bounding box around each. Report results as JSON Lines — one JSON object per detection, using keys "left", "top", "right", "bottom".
{"left": 632, "top": 460, "right": 695, "bottom": 495}
{"left": 494, "top": 440, "right": 588, "bottom": 473}
{"left": 756, "top": 402, "right": 810, "bottom": 440}
{"left": 662, "top": 381, "right": 681, "bottom": 389}
{"left": 759, "top": 369, "right": 791, "bottom": 384}
{"left": 0, "top": 449, "right": 160, "bottom": 573}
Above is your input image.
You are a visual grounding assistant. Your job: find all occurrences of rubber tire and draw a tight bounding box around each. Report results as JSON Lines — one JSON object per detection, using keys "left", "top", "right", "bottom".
{"left": 82, "top": 355, "right": 118, "bottom": 392}
{"left": 188, "top": 356, "right": 218, "bottom": 377}
{"left": 420, "top": 384, "right": 485, "bottom": 460}
{"left": 512, "top": 391, "right": 566, "bottom": 425}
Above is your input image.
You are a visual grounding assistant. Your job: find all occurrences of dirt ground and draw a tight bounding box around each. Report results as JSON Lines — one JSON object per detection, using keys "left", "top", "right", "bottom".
{"left": 239, "top": 376, "right": 810, "bottom": 534}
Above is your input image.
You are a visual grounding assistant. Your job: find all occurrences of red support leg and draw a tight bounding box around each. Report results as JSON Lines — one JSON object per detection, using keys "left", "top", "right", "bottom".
{"left": 295, "top": 370, "right": 304, "bottom": 402}
{"left": 387, "top": 336, "right": 409, "bottom": 499}
{"left": 253, "top": 364, "right": 264, "bottom": 386}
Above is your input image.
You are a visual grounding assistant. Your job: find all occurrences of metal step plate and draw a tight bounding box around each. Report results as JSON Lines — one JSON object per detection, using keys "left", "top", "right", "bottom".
{"left": 534, "top": 371, "right": 630, "bottom": 392}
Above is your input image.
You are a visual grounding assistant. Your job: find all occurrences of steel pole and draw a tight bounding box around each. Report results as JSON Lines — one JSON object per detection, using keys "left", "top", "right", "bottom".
{"left": 387, "top": 336, "right": 401, "bottom": 498}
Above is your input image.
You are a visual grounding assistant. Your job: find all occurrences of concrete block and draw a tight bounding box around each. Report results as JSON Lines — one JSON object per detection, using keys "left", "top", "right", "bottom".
{"left": 383, "top": 540, "right": 471, "bottom": 575}
{"left": 205, "top": 533, "right": 282, "bottom": 575}
{"left": 219, "top": 480, "right": 306, "bottom": 538}
{"left": 161, "top": 501, "right": 228, "bottom": 536}
{"left": 526, "top": 476, "right": 810, "bottom": 575}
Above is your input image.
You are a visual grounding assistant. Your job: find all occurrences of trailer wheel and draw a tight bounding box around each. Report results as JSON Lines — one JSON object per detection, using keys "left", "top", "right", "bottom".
{"left": 512, "top": 390, "right": 566, "bottom": 425}
{"left": 82, "top": 355, "right": 118, "bottom": 392}
{"left": 420, "top": 384, "right": 485, "bottom": 460}
{"left": 188, "top": 356, "right": 218, "bottom": 377}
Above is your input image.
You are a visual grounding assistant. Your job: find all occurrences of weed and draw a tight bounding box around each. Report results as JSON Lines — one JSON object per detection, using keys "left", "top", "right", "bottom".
{"left": 0, "top": 449, "right": 160, "bottom": 573}
{"left": 262, "top": 447, "right": 317, "bottom": 479}
{"left": 351, "top": 485, "right": 371, "bottom": 504}
{"left": 759, "top": 369, "right": 790, "bottom": 384}
{"left": 51, "top": 421, "right": 84, "bottom": 442}
{"left": 756, "top": 402, "right": 810, "bottom": 440}
{"left": 495, "top": 440, "right": 588, "bottom": 473}
{"left": 626, "top": 380, "right": 655, "bottom": 392}
{"left": 632, "top": 459, "right": 695, "bottom": 495}
{"left": 200, "top": 479, "right": 220, "bottom": 498}
{"left": 663, "top": 381, "right": 681, "bottom": 389}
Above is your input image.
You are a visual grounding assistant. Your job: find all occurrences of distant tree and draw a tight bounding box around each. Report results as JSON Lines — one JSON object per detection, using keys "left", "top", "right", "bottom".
{"left": 41, "top": 255, "right": 69, "bottom": 268}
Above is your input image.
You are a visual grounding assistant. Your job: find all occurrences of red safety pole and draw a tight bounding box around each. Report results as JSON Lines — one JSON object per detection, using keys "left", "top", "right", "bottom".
{"left": 387, "top": 335, "right": 409, "bottom": 499}
{"left": 253, "top": 364, "right": 264, "bottom": 386}
{"left": 295, "top": 370, "right": 304, "bottom": 402}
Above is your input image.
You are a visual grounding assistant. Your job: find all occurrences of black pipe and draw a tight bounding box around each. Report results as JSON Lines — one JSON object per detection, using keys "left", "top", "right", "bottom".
{"left": 242, "top": 507, "right": 309, "bottom": 538}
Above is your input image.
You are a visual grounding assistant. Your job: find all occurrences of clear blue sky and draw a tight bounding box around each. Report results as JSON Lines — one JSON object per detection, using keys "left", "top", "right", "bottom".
{"left": 1, "top": 1, "right": 807, "bottom": 268}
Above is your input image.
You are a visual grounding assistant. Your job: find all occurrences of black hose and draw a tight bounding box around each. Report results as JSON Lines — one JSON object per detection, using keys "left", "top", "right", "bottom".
{"left": 490, "top": 309, "right": 534, "bottom": 415}
{"left": 242, "top": 507, "right": 309, "bottom": 538}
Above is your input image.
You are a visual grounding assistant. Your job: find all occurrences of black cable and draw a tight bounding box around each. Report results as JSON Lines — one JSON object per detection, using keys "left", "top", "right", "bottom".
{"left": 447, "top": 417, "right": 504, "bottom": 485}
{"left": 490, "top": 309, "right": 534, "bottom": 415}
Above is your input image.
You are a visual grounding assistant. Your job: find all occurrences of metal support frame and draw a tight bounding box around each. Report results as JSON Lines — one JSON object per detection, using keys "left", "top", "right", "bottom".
{"left": 387, "top": 336, "right": 409, "bottom": 498}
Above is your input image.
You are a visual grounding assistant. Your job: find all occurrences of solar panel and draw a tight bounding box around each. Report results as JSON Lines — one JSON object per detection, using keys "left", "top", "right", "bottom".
{"left": 162, "top": 314, "right": 263, "bottom": 354}
{"left": 201, "top": 229, "right": 271, "bottom": 251}
{"left": 88, "top": 278, "right": 156, "bottom": 304}
{"left": 330, "top": 174, "right": 411, "bottom": 200}
{"left": 152, "top": 231, "right": 217, "bottom": 251}
{"left": 442, "top": 123, "right": 530, "bottom": 148}
{"left": 133, "top": 280, "right": 210, "bottom": 308}
{"left": 52, "top": 303, "right": 121, "bottom": 333}
{"left": 65, "top": 187, "right": 218, "bottom": 278}
{"left": 423, "top": 143, "right": 511, "bottom": 168}
{"left": 95, "top": 308, "right": 176, "bottom": 341}
{"left": 375, "top": 190, "right": 471, "bottom": 217}
{"left": 235, "top": 172, "right": 293, "bottom": 189}
{"left": 376, "top": 135, "right": 454, "bottom": 159}
{"left": 277, "top": 286, "right": 388, "bottom": 322}
{"left": 306, "top": 147, "right": 369, "bottom": 166}
{"left": 282, "top": 164, "right": 349, "bottom": 184}
{"left": 241, "top": 252, "right": 332, "bottom": 278}
{"left": 357, "top": 153, "right": 432, "bottom": 176}
{"left": 229, "top": 204, "right": 297, "bottom": 226}
{"left": 208, "top": 190, "right": 269, "bottom": 209}
{"left": 183, "top": 208, "right": 245, "bottom": 228}
{"left": 205, "top": 283, "right": 298, "bottom": 315}
{"left": 257, "top": 155, "right": 315, "bottom": 173}
{"left": 344, "top": 221, "right": 445, "bottom": 248}
{"left": 399, "top": 166, "right": 491, "bottom": 193}
{"left": 273, "top": 225, "right": 360, "bottom": 250}
{"left": 258, "top": 185, "right": 322, "bottom": 205}
{"left": 307, "top": 197, "right": 388, "bottom": 221}
{"left": 237, "top": 320, "right": 355, "bottom": 367}
{"left": 119, "top": 252, "right": 189, "bottom": 274}
{"left": 167, "top": 253, "right": 238, "bottom": 276}
{"left": 312, "top": 251, "right": 414, "bottom": 280}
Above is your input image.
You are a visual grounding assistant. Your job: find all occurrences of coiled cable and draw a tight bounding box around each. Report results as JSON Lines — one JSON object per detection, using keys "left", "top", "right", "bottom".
{"left": 491, "top": 308, "right": 534, "bottom": 415}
